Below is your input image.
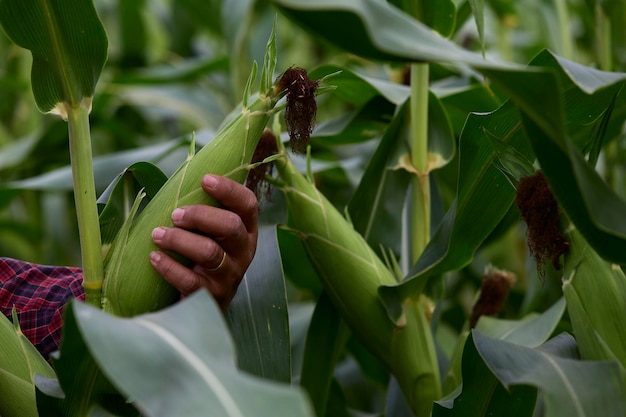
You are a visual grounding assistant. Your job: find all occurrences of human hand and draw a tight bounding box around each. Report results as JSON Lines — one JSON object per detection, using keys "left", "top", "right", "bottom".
{"left": 149, "top": 174, "right": 258, "bottom": 310}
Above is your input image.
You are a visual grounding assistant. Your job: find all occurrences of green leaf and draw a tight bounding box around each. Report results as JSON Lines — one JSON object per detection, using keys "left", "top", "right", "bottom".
{"left": 468, "top": 0, "right": 486, "bottom": 55}
{"left": 0, "top": 310, "right": 56, "bottom": 417}
{"left": 379, "top": 50, "right": 626, "bottom": 315}
{"left": 273, "top": 0, "right": 488, "bottom": 65}
{"left": 562, "top": 227, "right": 626, "bottom": 367}
{"left": 442, "top": 297, "right": 567, "bottom": 397}
{"left": 388, "top": 0, "right": 456, "bottom": 37}
{"left": 313, "top": 96, "right": 396, "bottom": 145}
{"left": 348, "top": 101, "right": 411, "bottom": 257}
{"left": 97, "top": 161, "right": 168, "bottom": 246}
{"left": 300, "top": 292, "right": 349, "bottom": 417}
{"left": 37, "top": 298, "right": 134, "bottom": 417}
{"left": 380, "top": 99, "right": 532, "bottom": 309}
{"left": 475, "top": 297, "right": 566, "bottom": 347}
{"left": 436, "top": 331, "right": 626, "bottom": 417}
{"left": 225, "top": 226, "right": 291, "bottom": 383}
{"left": 0, "top": 368, "right": 40, "bottom": 417}
{"left": 434, "top": 332, "right": 537, "bottom": 417}
{"left": 4, "top": 134, "right": 197, "bottom": 192}
{"left": 74, "top": 291, "right": 315, "bottom": 417}
{"left": 482, "top": 52, "right": 626, "bottom": 264}
{"left": 475, "top": 332, "right": 625, "bottom": 417}
{"left": 309, "top": 64, "right": 411, "bottom": 106}
{"left": 114, "top": 56, "right": 229, "bottom": 85}
{"left": 0, "top": 0, "right": 108, "bottom": 114}
{"left": 277, "top": 222, "right": 324, "bottom": 295}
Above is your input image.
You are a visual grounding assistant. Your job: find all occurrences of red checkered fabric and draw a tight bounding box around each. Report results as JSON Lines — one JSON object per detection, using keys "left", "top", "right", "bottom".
{"left": 0, "top": 257, "right": 84, "bottom": 358}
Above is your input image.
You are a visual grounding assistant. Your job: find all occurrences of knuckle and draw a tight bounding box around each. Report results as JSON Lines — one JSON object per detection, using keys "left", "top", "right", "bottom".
{"left": 178, "top": 277, "right": 199, "bottom": 295}
{"left": 199, "top": 240, "right": 223, "bottom": 267}
{"left": 241, "top": 190, "right": 259, "bottom": 215}
{"left": 222, "top": 212, "right": 245, "bottom": 237}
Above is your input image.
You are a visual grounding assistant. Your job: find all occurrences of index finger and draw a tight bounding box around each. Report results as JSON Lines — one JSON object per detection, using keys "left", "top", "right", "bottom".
{"left": 201, "top": 174, "right": 259, "bottom": 233}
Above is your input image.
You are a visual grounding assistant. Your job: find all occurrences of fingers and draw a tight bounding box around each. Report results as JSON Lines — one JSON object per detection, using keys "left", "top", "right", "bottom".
{"left": 201, "top": 174, "right": 259, "bottom": 237}
{"left": 148, "top": 175, "right": 259, "bottom": 310}
{"left": 151, "top": 226, "right": 227, "bottom": 272}
{"left": 149, "top": 249, "right": 236, "bottom": 309}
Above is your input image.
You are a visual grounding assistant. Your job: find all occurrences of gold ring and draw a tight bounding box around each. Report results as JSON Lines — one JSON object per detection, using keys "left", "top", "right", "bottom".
{"left": 208, "top": 250, "right": 227, "bottom": 272}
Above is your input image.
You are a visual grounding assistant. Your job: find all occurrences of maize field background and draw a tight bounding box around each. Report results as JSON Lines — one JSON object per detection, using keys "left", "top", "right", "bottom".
{"left": 1, "top": 0, "right": 626, "bottom": 416}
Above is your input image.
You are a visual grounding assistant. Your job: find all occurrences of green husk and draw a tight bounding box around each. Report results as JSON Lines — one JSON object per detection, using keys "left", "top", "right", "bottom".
{"left": 0, "top": 310, "right": 56, "bottom": 417}
{"left": 101, "top": 31, "right": 282, "bottom": 317}
{"left": 274, "top": 151, "right": 441, "bottom": 416}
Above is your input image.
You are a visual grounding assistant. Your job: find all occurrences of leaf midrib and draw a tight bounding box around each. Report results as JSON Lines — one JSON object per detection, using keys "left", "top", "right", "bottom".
{"left": 40, "top": 0, "right": 78, "bottom": 107}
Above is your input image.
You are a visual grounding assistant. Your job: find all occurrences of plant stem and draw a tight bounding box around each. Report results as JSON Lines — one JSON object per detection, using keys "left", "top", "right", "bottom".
{"left": 554, "top": 0, "right": 573, "bottom": 60}
{"left": 409, "top": 63, "right": 430, "bottom": 264}
{"left": 595, "top": 4, "right": 612, "bottom": 71}
{"left": 67, "top": 104, "right": 103, "bottom": 307}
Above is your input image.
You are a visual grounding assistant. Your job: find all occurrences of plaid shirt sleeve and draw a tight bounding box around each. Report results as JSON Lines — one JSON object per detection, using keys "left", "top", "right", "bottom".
{"left": 0, "top": 257, "right": 85, "bottom": 359}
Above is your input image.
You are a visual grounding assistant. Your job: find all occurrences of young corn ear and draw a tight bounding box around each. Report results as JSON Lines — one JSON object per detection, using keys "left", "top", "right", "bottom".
{"left": 562, "top": 225, "right": 626, "bottom": 368}
{"left": 101, "top": 33, "right": 282, "bottom": 317}
{"left": 274, "top": 152, "right": 441, "bottom": 416}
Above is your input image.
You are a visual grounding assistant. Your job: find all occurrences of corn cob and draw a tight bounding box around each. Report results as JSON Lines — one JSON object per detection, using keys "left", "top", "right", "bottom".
{"left": 274, "top": 151, "right": 441, "bottom": 417}
{"left": 101, "top": 33, "right": 282, "bottom": 317}
{"left": 562, "top": 224, "right": 626, "bottom": 368}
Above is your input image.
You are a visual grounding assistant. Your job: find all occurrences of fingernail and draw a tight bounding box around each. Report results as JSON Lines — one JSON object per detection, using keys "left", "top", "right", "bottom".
{"left": 203, "top": 174, "right": 218, "bottom": 189}
{"left": 152, "top": 227, "right": 165, "bottom": 241}
{"left": 172, "top": 208, "right": 184, "bottom": 223}
{"left": 150, "top": 251, "right": 161, "bottom": 264}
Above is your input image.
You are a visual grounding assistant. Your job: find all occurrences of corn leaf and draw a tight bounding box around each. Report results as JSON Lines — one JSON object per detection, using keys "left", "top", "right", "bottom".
{"left": 2, "top": 133, "right": 204, "bottom": 192}
{"left": 436, "top": 332, "right": 626, "bottom": 417}
{"left": 273, "top": 0, "right": 493, "bottom": 65}
{"left": 36, "top": 300, "right": 135, "bottom": 417}
{"left": 482, "top": 52, "right": 626, "bottom": 264}
{"left": 72, "top": 290, "right": 315, "bottom": 417}
{"left": 562, "top": 227, "right": 626, "bottom": 367}
{"left": 475, "top": 297, "right": 566, "bottom": 348}
{"left": 443, "top": 297, "right": 567, "bottom": 397}
{"left": 0, "top": 311, "right": 56, "bottom": 417}
{"left": 379, "top": 50, "right": 626, "bottom": 316}
{"left": 97, "top": 161, "right": 168, "bottom": 246}
{"left": 299, "top": 291, "right": 350, "bottom": 417}
{"left": 347, "top": 101, "right": 411, "bottom": 256}
{"left": 0, "top": 369, "right": 40, "bottom": 417}
{"left": 0, "top": 0, "right": 107, "bottom": 114}
{"left": 225, "top": 226, "right": 291, "bottom": 383}
{"left": 434, "top": 333, "right": 537, "bottom": 417}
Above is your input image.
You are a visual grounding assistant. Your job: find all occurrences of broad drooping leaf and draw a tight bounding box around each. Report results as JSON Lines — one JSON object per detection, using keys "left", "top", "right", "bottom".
{"left": 443, "top": 297, "right": 566, "bottom": 396}
{"left": 0, "top": 0, "right": 108, "bottom": 115}
{"left": 435, "top": 332, "right": 626, "bottom": 417}
{"left": 273, "top": 0, "right": 492, "bottom": 66}
{"left": 73, "top": 290, "right": 314, "bottom": 417}
{"left": 36, "top": 299, "right": 135, "bottom": 417}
